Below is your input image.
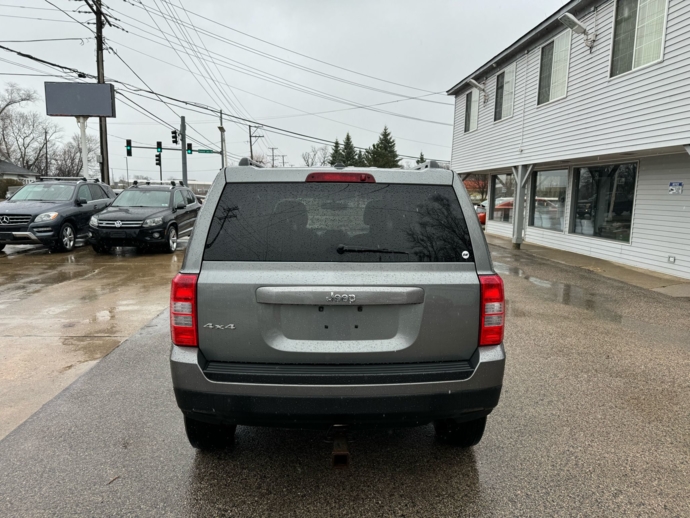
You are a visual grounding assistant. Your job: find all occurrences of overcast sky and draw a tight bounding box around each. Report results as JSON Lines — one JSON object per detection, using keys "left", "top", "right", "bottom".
{"left": 1, "top": 0, "right": 567, "bottom": 182}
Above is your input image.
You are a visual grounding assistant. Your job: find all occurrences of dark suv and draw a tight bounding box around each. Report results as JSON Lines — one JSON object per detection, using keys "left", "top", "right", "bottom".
{"left": 89, "top": 181, "right": 200, "bottom": 253}
{"left": 0, "top": 177, "right": 115, "bottom": 252}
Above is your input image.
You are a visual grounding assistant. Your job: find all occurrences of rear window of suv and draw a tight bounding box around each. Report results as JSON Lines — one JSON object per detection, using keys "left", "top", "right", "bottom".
{"left": 204, "top": 183, "right": 474, "bottom": 262}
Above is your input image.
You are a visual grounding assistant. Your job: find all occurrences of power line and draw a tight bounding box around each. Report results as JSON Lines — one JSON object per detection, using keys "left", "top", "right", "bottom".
{"left": 0, "top": 38, "right": 90, "bottom": 43}
{"left": 0, "top": 44, "right": 447, "bottom": 160}
{"left": 112, "top": 2, "right": 452, "bottom": 107}
{"left": 154, "top": 0, "right": 445, "bottom": 97}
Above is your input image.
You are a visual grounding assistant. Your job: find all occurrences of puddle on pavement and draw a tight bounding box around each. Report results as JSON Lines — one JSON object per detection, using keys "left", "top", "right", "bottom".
{"left": 495, "top": 261, "right": 623, "bottom": 323}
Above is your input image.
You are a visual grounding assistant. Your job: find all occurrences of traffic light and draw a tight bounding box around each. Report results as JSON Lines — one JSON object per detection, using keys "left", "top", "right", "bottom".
{"left": 156, "top": 141, "right": 162, "bottom": 153}
{"left": 126, "top": 139, "right": 132, "bottom": 157}
{"left": 186, "top": 143, "right": 193, "bottom": 155}
{"left": 155, "top": 153, "right": 161, "bottom": 167}
{"left": 171, "top": 130, "right": 178, "bottom": 145}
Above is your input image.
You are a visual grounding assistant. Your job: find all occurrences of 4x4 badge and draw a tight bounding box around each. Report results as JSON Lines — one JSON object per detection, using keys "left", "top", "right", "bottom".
{"left": 203, "top": 323, "right": 236, "bottom": 330}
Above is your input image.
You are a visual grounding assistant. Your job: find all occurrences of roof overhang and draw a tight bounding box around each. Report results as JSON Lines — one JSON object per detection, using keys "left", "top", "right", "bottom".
{"left": 446, "top": 0, "right": 600, "bottom": 96}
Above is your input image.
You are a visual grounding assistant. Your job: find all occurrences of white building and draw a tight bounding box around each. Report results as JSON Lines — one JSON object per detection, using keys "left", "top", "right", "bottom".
{"left": 447, "top": 0, "right": 690, "bottom": 279}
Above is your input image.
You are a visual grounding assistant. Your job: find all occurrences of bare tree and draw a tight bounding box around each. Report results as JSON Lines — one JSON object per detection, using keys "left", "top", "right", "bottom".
{"left": 301, "top": 145, "right": 329, "bottom": 166}
{"left": 252, "top": 151, "right": 269, "bottom": 166}
{"left": 0, "top": 110, "right": 60, "bottom": 174}
{"left": 0, "top": 83, "right": 37, "bottom": 119}
{"left": 464, "top": 174, "right": 489, "bottom": 201}
{"left": 51, "top": 133, "right": 99, "bottom": 177}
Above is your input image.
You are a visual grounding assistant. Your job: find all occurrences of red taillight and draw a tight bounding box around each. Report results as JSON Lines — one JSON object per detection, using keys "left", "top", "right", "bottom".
{"left": 479, "top": 274, "right": 505, "bottom": 346}
{"left": 171, "top": 273, "right": 198, "bottom": 347}
{"left": 306, "top": 172, "right": 375, "bottom": 183}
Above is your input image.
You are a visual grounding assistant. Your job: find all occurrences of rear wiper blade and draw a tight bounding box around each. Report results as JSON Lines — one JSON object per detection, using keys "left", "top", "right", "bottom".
{"left": 336, "top": 244, "right": 409, "bottom": 255}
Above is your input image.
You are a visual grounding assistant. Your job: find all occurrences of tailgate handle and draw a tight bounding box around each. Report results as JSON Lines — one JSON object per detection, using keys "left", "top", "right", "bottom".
{"left": 256, "top": 287, "right": 424, "bottom": 306}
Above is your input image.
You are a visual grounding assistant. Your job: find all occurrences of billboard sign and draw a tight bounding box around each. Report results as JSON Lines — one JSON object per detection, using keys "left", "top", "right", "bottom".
{"left": 45, "top": 82, "right": 116, "bottom": 117}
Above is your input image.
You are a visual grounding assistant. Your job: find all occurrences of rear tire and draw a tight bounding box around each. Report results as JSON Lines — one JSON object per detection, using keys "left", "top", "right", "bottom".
{"left": 433, "top": 416, "right": 487, "bottom": 447}
{"left": 184, "top": 416, "right": 236, "bottom": 450}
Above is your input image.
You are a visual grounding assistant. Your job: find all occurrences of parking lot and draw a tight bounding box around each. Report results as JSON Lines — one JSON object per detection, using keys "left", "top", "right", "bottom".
{"left": 0, "top": 244, "right": 688, "bottom": 517}
{"left": 0, "top": 243, "right": 185, "bottom": 439}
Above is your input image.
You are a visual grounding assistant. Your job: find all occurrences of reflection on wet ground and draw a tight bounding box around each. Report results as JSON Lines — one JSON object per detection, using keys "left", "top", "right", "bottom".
{"left": 0, "top": 242, "right": 186, "bottom": 439}
{"left": 494, "top": 261, "right": 623, "bottom": 323}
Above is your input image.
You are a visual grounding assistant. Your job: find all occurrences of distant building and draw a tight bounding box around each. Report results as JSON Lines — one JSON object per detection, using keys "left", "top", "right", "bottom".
{"left": 447, "top": 0, "right": 690, "bottom": 279}
{"left": 0, "top": 160, "right": 39, "bottom": 184}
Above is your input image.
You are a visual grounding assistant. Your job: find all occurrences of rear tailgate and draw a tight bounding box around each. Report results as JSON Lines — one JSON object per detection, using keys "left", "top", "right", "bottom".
{"left": 197, "top": 177, "right": 480, "bottom": 364}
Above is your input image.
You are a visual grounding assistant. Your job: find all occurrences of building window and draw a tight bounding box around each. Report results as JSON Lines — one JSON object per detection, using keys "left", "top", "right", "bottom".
{"left": 490, "top": 174, "right": 516, "bottom": 223}
{"left": 494, "top": 64, "right": 516, "bottom": 121}
{"left": 464, "top": 88, "right": 479, "bottom": 133}
{"left": 572, "top": 163, "right": 637, "bottom": 242}
{"left": 529, "top": 170, "right": 568, "bottom": 232}
{"left": 537, "top": 31, "right": 571, "bottom": 105}
{"left": 611, "top": 0, "right": 667, "bottom": 77}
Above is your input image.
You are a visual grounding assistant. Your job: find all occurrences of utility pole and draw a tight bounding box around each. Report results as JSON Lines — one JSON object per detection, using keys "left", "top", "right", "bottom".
{"left": 218, "top": 110, "right": 226, "bottom": 168}
{"left": 269, "top": 147, "right": 278, "bottom": 168}
{"left": 277, "top": 154, "right": 287, "bottom": 167}
{"left": 180, "top": 116, "right": 188, "bottom": 185}
{"left": 92, "top": 0, "right": 111, "bottom": 185}
{"left": 248, "top": 125, "right": 264, "bottom": 160}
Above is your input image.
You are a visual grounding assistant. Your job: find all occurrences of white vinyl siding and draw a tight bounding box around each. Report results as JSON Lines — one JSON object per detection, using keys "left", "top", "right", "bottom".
{"left": 450, "top": 0, "right": 690, "bottom": 174}
{"left": 611, "top": 0, "right": 668, "bottom": 77}
{"left": 464, "top": 88, "right": 479, "bottom": 133}
{"left": 494, "top": 63, "right": 516, "bottom": 121}
{"left": 538, "top": 31, "right": 572, "bottom": 104}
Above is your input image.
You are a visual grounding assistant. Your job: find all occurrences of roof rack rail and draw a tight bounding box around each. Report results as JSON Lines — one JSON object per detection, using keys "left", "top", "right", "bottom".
{"left": 413, "top": 160, "right": 441, "bottom": 171}
{"left": 238, "top": 157, "right": 264, "bottom": 168}
{"left": 37, "top": 176, "right": 87, "bottom": 182}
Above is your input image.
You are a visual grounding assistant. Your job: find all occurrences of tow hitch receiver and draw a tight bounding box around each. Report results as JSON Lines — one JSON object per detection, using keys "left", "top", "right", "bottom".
{"left": 331, "top": 425, "right": 350, "bottom": 469}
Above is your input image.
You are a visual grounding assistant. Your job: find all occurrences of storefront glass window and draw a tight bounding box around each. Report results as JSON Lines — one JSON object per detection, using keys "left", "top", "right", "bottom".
{"left": 572, "top": 163, "right": 637, "bottom": 242}
{"left": 530, "top": 170, "right": 568, "bottom": 232}
{"left": 490, "top": 174, "right": 515, "bottom": 223}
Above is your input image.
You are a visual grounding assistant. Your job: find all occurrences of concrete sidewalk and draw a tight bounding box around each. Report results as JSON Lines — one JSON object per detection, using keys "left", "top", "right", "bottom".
{"left": 485, "top": 234, "right": 690, "bottom": 298}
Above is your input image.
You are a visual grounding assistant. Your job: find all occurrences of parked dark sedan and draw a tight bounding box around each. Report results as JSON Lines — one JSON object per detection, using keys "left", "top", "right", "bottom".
{"left": 89, "top": 182, "right": 200, "bottom": 253}
{"left": 0, "top": 177, "right": 115, "bottom": 252}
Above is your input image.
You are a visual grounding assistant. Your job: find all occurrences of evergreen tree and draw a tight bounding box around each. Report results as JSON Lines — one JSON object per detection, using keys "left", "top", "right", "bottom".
{"left": 341, "top": 133, "right": 357, "bottom": 166}
{"left": 354, "top": 150, "right": 366, "bottom": 167}
{"left": 328, "top": 139, "right": 343, "bottom": 166}
{"left": 416, "top": 152, "right": 425, "bottom": 165}
{"left": 364, "top": 126, "right": 400, "bottom": 168}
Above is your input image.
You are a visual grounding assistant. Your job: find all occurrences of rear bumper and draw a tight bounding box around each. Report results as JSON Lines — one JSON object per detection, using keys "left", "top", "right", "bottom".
{"left": 170, "top": 344, "right": 505, "bottom": 428}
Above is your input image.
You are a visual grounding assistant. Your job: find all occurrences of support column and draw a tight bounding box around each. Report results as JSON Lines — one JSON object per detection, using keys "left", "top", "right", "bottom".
{"left": 511, "top": 164, "right": 533, "bottom": 249}
{"left": 78, "top": 117, "right": 90, "bottom": 177}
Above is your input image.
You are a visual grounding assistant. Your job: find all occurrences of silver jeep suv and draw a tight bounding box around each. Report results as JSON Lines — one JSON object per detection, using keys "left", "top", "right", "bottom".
{"left": 170, "top": 160, "right": 505, "bottom": 450}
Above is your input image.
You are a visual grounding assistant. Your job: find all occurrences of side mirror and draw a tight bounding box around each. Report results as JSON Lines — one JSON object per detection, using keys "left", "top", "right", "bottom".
{"left": 176, "top": 202, "right": 186, "bottom": 210}
{"left": 76, "top": 198, "right": 88, "bottom": 206}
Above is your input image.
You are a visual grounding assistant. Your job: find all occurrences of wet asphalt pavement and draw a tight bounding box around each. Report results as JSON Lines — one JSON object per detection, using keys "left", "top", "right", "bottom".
{"left": 0, "top": 242, "right": 185, "bottom": 439}
{"left": 0, "top": 245, "right": 688, "bottom": 517}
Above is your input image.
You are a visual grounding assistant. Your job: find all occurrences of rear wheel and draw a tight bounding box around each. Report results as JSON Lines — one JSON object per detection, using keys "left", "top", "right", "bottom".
{"left": 184, "top": 416, "right": 236, "bottom": 450}
{"left": 433, "top": 416, "right": 487, "bottom": 447}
